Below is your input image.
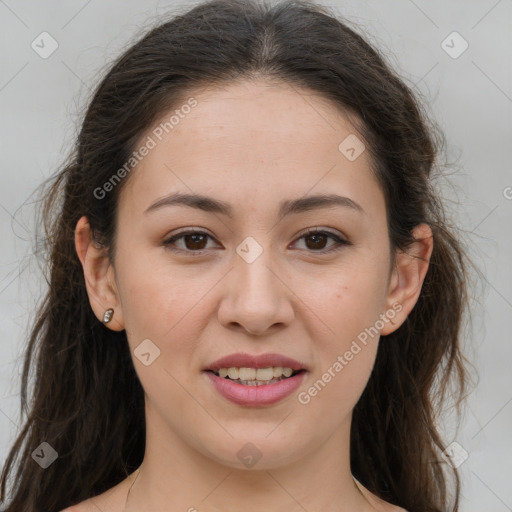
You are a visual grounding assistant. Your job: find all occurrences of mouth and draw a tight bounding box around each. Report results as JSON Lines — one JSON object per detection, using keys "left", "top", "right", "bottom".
{"left": 205, "top": 367, "right": 307, "bottom": 386}
{"left": 203, "top": 366, "right": 308, "bottom": 406}
{"left": 202, "top": 353, "right": 309, "bottom": 406}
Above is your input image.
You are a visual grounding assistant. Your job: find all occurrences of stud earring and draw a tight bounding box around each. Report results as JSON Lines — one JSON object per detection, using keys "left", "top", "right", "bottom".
{"left": 103, "top": 308, "right": 114, "bottom": 324}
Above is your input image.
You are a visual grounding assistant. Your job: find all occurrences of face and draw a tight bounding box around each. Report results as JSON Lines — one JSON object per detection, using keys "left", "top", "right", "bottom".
{"left": 89, "top": 79, "right": 408, "bottom": 469}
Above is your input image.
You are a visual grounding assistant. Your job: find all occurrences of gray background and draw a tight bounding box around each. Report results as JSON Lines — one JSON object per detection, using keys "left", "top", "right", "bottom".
{"left": 0, "top": 0, "right": 511, "bottom": 510}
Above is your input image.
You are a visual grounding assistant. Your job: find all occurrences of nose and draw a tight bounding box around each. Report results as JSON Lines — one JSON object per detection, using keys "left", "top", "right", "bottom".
{"left": 217, "top": 249, "right": 295, "bottom": 336}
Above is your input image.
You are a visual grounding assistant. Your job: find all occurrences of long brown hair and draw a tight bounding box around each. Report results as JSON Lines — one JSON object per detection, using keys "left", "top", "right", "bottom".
{"left": 1, "top": 1, "right": 473, "bottom": 511}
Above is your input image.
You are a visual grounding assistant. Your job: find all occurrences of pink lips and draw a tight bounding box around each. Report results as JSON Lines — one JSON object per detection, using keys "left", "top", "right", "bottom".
{"left": 203, "top": 352, "right": 308, "bottom": 407}
{"left": 204, "top": 370, "right": 307, "bottom": 406}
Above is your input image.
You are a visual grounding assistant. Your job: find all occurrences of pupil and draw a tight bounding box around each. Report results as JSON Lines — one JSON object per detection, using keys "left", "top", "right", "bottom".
{"left": 307, "top": 233, "right": 326, "bottom": 250}
{"left": 185, "top": 234, "right": 207, "bottom": 250}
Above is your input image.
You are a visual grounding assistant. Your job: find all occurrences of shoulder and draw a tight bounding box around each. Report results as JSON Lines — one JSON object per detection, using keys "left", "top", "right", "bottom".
{"left": 59, "top": 502, "right": 99, "bottom": 512}
{"left": 59, "top": 497, "right": 116, "bottom": 512}
{"left": 57, "top": 488, "right": 121, "bottom": 512}
{"left": 376, "top": 503, "right": 408, "bottom": 512}
{"left": 353, "top": 477, "right": 408, "bottom": 512}
{"left": 379, "top": 500, "right": 409, "bottom": 512}
{"left": 58, "top": 470, "right": 138, "bottom": 512}
{"left": 58, "top": 494, "right": 119, "bottom": 512}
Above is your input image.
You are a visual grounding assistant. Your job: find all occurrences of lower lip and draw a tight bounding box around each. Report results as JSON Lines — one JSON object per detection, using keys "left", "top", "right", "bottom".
{"left": 204, "top": 370, "right": 307, "bottom": 407}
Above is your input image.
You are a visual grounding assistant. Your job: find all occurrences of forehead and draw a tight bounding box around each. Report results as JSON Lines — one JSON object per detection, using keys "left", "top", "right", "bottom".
{"left": 119, "top": 79, "right": 384, "bottom": 220}
{"left": 163, "top": 79, "right": 361, "bottom": 156}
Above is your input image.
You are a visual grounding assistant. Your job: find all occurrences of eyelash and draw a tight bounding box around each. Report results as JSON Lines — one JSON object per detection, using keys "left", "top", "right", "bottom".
{"left": 162, "top": 228, "right": 351, "bottom": 256}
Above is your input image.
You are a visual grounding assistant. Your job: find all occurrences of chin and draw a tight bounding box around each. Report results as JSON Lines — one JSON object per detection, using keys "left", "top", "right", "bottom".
{"left": 196, "top": 432, "right": 310, "bottom": 471}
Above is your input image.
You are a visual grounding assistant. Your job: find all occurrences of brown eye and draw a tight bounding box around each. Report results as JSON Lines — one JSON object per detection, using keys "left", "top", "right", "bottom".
{"left": 163, "top": 230, "right": 220, "bottom": 254}
{"left": 293, "top": 229, "right": 350, "bottom": 253}
{"left": 182, "top": 233, "right": 208, "bottom": 250}
{"left": 304, "top": 232, "right": 329, "bottom": 250}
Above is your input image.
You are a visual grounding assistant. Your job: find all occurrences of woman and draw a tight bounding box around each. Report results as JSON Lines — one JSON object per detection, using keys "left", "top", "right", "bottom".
{"left": 0, "top": 0, "right": 471, "bottom": 510}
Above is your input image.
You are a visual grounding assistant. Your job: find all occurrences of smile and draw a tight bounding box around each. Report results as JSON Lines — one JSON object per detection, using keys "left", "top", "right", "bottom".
{"left": 204, "top": 368, "right": 307, "bottom": 406}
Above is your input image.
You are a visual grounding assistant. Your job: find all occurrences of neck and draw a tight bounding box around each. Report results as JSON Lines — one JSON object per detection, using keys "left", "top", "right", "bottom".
{"left": 123, "top": 407, "right": 376, "bottom": 512}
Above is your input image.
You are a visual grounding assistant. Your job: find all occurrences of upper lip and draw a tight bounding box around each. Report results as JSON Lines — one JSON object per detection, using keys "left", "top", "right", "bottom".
{"left": 204, "top": 352, "right": 308, "bottom": 372}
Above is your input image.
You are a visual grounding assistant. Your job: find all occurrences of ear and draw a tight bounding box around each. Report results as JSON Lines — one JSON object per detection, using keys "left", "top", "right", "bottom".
{"left": 74, "top": 215, "right": 125, "bottom": 331}
{"left": 380, "top": 223, "right": 433, "bottom": 336}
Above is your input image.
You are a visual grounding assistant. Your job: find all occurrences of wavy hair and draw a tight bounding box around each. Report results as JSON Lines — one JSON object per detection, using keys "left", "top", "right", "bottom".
{"left": 1, "top": 1, "right": 472, "bottom": 511}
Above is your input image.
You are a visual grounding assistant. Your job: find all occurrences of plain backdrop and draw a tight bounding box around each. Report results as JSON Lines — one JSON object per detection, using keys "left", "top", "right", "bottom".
{"left": 0, "top": 0, "right": 511, "bottom": 510}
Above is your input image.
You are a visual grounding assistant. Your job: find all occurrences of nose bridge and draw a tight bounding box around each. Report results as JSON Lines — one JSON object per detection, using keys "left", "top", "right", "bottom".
{"left": 217, "top": 235, "right": 294, "bottom": 334}
{"left": 239, "top": 250, "right": 278, "bottom": 296}
{"left": 234, "top": 235, "right": 283, "bottom": 305}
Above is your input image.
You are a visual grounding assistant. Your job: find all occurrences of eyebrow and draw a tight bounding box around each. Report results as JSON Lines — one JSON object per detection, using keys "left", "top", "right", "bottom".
{"left": 144, "top": 192, "right": 365, "bottom": 217}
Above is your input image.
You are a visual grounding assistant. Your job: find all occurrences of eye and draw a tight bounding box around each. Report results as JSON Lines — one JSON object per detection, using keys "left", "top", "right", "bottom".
{"left": 163, "top": 227, "right": 351, "bottom": 256}
{"left": 163, "top": 230, "right": 221, "bottom": 255}
{"left": 292, "top": 228, "right": 351, "bottom": 253}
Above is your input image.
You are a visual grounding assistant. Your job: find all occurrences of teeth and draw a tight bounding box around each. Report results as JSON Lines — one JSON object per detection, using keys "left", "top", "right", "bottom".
{"left": 282, "top": 367, "right": 293, "bottom": 377}
{"left": 240, "top": 367, "right": 257, "bottom": 380}
{"left": 227, "top": 367, "right": 239, "bottom": 380}
{"left": 215, "top": 366, "right": 297, "bottom": 381}
{"left": 273, "top": 366, "right": 283, "bottom": 377}
{"left": 238, "top": 378, "right": 283, "bottom": 386}
{"left": 256, "top": 367, "right": 273, "bottom": 380}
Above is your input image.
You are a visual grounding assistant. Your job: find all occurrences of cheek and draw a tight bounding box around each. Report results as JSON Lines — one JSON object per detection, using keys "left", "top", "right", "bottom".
{"left": 113, "top": 257, "right": 224, "bottom": 416}
{"left": 115, "top": 258, "right": 212, "bottom": 415}
{"left": 298, "top": 299, "right": 380, "bottom": 421}
{"left": 298, "top": 263, "right": 387, "bottom": 406}
{"left": 115, "top": 249, "right": 216, "bottom": 344}
{"left": 311, "top": 261, "right": 389, "bottom": 340}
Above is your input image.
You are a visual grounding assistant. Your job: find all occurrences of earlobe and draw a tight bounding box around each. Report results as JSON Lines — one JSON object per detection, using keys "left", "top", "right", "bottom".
{"left": 74, "top": 216, "right": 125, "bottom": 331}
{"left": 380, "top": 223, "right": 433, "bottom": 336}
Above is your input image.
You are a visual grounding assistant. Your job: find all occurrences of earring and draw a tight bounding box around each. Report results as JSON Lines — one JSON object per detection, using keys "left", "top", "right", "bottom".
{"left": 103, "top": 308, "right": 114, "bottom": 324}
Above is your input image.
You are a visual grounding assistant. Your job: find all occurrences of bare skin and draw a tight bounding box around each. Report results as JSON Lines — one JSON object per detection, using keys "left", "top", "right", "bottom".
{"left": 63, "top": 469, "right": 407, "bottom": 512}
{"left": 69, "top": 78, "right": 430, "bottom": 512}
